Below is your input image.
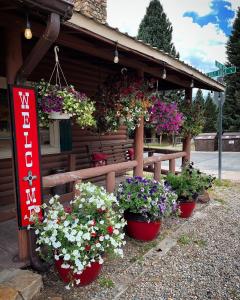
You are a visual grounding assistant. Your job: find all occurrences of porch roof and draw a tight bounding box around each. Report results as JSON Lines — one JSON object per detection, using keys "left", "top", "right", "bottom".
{"left": 65, "top": 12, "right": 225, "bottom": 92}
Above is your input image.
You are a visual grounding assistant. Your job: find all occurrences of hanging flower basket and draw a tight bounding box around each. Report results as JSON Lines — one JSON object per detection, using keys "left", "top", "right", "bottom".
{"left": 48, "top": 112, "right": 71, "bottom": 120}
{"left": 148, "top": 95, "right": 183, "bottom": 135}
{"left": 35, "top": 47, "right": 96, "bottom": 128}
{"left": 55, "top": 259, "right": 102, "bottom": 286}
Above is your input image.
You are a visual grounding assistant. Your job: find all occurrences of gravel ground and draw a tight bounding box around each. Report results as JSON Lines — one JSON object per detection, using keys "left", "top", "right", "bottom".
{"left": 34, "top": 182, "right": 240, "bottom": 300}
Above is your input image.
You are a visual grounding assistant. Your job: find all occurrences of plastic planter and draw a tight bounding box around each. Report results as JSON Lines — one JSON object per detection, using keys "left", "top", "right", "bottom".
{"left": 179, "top": 202, "right": 196, "bottom": 218}
{"left": 55, "top": 259, "right": 102, "bottom": 286}
{"left": 124, "top": 212, "right": 161, "bottom": 241}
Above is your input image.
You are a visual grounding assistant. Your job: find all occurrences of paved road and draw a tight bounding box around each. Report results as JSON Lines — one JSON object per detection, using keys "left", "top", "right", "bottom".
{"left": 149, "top": 151, "right": 240, "bottom": 180}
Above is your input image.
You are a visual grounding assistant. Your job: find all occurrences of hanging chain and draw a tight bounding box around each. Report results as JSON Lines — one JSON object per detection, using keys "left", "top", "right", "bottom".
{"left": 48, "top": 46, "right": 69, "bottom": 88}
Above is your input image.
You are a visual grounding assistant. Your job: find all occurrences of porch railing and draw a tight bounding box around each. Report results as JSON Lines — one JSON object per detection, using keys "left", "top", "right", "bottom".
{"left": 42, "top": 151, "right": 186, "bottom": 200}
{"left": 143, "top": 151, "right": 187, "bottom": 181}
{"left": 42, "top": 160, "right": 138, "bottom": 195}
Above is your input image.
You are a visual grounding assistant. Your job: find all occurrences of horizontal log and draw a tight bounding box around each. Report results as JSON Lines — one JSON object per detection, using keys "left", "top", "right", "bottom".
{"left": 72, "top": 135, "right": 127, "bottom": 142}
{"left": 143, "top": 152, "right": 186, "bottom": 166}
{"left": 43, "top": 160, "right": 138, "bottom": 187}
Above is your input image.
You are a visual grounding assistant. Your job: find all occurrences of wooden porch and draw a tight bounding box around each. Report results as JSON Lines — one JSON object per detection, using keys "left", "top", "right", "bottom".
{"left": 0, "top": 1, "right": 224, "bottom": 269}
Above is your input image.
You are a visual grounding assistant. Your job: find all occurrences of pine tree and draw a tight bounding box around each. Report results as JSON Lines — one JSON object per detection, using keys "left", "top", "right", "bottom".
{"left": 194, "top": 89, "right": 205, "bottom": 109}
{"left": 137, "top": 0, "right": 178, "bottom": 57}
{"left": 223, "top": 8, "right": 240, "bottom": 131}
{"left": 203, "top": 93, "right": 218, "bottom": 132}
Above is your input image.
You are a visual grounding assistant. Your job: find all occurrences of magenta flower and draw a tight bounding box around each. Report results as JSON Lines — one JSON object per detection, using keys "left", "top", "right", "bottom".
{"left": 149, "top": 97, "right": 183, "bottom": 134}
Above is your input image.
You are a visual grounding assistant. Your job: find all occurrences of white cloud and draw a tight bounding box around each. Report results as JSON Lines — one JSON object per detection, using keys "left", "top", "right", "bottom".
{"left": 107, "top": 0, "right": 238, "bottom": 72}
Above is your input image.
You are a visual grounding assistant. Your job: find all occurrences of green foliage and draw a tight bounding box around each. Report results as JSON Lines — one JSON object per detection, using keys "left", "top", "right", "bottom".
{"left": 195, "top": 89, "right": 205, "bottom": 109}
{"left": 137, "top": 0, "right": 178, "bottom": 57}
{"left": 178, "top": 234, "right": 191, "bottom": 245}
{"left": 178, "top": 235, "right": 207, "bottom": 247}
{"left": 224, "top": 8, "right": 240, "bottom": 131}
{"left": 98, "top": 277, "right": 115, "bottom": 288}
{"left": 203, "top": 93, "right": 218, "bottom": 132}
{"left": 166, "top": 163, "right": 215, "bottom": 201}
{"left": 178, "top": 96, "right": 205, "bottom": 137}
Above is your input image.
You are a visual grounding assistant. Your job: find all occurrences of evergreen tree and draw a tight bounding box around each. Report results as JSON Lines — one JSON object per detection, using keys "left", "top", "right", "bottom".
{"left": 203, "top": 93, "right": 218, "bottom": 132}
{"left": 223, "top": 7, "right": 240, "bottom": 131}
{"left": 137, "top": 0, "right": 178, "bottom": 57}
{"left": 194, "top": 89, "right": 205, "bottom": 109}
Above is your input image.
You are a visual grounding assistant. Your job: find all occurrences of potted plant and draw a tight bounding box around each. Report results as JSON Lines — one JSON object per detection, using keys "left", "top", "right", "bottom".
{"left": 116, "top": 176, "right": 178, "bottom": 241}
{"left": 166, "top": 163, "right": 209, "bottom": 218}
{"left": 36, "top": 79, "right": 96, "bottom": 128}
{"left": 195, "top": 170, "right": 215, "bottom": 203}
{"left": 29, "top": 182, "right": 126, "bottom": 289}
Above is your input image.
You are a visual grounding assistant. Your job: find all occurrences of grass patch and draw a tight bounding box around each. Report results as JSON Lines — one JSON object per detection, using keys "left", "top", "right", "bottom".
{"left": 214, "top": 198, "right": 226, "bottom": 205}
{"left": 214, "top": 179, "right": 232, "bottom": 187}
{"left": 178, "top": 235, "right": 207, "bottom": 247}
{"left": 98, "top": 277, "right": 115, "bottom": 288}
{"left": 193, "top": 239, "right": 207, "bottom": 247}
{"left": 178, "top": 234, "right": 191, "bottom": 245}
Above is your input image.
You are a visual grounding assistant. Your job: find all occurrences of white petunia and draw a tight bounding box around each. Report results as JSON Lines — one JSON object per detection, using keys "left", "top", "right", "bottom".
{"left": 82, "top": 232, "right": 91, "bottom": 240}
{"left": 63, "top": 220, "right": 70, "bottom": 227}
{"left": 64, "top": 253, "right": 71, "bottom": 261}
{"left": 113, "top": 229, "right": 119, "bottom": 235}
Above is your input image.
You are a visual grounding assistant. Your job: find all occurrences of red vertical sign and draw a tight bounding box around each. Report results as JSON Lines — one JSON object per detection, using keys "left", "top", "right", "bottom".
{"left": 10, "top": 86, "right": 42, "bottom": 228}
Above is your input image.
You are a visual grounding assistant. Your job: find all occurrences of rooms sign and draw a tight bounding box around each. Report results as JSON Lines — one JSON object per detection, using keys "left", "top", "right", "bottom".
{"left": 10, "top": 86, "right": 42, "bottom": 228}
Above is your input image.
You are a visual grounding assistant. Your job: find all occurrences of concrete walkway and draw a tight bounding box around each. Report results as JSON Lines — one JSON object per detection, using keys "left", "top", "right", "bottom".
{"left": 158, "top": 151, "right": 240, "bottom": 180}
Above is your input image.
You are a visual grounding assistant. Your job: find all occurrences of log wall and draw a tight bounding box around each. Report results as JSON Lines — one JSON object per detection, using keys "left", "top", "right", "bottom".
{"left": 0, "top": 125, "right": 132, "bottom": 210}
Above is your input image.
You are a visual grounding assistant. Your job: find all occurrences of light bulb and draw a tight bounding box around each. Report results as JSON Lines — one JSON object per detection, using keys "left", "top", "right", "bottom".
{"left": 24, "top": 27, "right": 32, "bottom": 39}
{"left": 114, "top": 55, "right": 119, "bottom": 64}
{"left": 114, "top": 49, "right": 119, "bottom": 64}
{"left": 190, "top": 78, "right": 194, "bottom": 88}
{"left": 162, "top": 68, "right": 167, "bottom": 79}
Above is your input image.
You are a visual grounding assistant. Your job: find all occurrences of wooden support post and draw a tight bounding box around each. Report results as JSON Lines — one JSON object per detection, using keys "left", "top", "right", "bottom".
{"left": 106, "top": 171, "right": 116, "bottom": 193}
{"left": 134, "top": 69, "right": 144, "bottom": 177}
{"left": 154, "top": 162, "right": 161, "bottom": 181}
{"left": 169, "top": 159, "right": 176, "bottom": 174}
{"left": 5, "top": 27, "right": 29, "bottom": 262}
{"left": 182, "top": 88, "right": 192, "bottom": 167}
{"left": 68, "top": 154, "right": 76, "bottom": 192}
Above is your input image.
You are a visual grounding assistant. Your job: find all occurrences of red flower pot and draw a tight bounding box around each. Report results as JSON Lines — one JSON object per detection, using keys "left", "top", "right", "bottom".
{"left": 179, "top": 202, "right": 196, "bottom": 218}
{"left": 55, "top": 259, "right": 102, "bottom": 286}
{"left": 126, "top": 219, "right": 161, "bottom": 241}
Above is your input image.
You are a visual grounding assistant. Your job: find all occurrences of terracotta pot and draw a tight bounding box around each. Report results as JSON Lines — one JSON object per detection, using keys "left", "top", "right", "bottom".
{"left": 179, "top": 201, "right": 196, "bottom": 218}
{"left": 124, "top": 212, "right": 161, "bottom": 241}
{"left": 55, "top": 259, "right": 102, "bottom": 286}
{"left": 198, "top": 191, "right": 210, "bottom": 203}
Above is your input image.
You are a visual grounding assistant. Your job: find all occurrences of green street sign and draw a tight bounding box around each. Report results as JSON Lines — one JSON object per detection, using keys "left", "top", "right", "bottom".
{"left": 215, "top": 60, "right": 226, "bottom": 70}
{"left": 206, "top": 70, "right": 222, "bottom": 78}
{"left": 223, "top": 66, "right": 236, "bottom": 75}
{"left": 206, "top": 66, "right": 236, "bottom": 78}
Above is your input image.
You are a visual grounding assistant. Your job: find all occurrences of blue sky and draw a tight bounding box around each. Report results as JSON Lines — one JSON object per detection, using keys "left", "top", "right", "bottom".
{"left": 108, "top": 0, "right": 239, "bottom": 73}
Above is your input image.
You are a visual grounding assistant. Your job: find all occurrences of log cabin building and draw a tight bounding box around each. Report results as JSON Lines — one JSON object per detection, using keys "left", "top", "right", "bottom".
{"left": 0, "top": 0, "right": 224, "bottom": 268}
